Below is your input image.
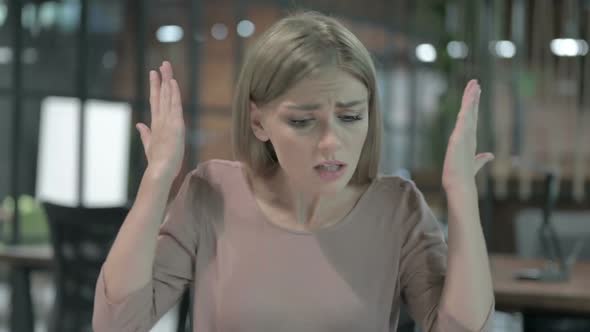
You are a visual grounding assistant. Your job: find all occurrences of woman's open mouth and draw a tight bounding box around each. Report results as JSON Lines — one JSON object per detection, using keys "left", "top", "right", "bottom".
{"left": 314, "top": 163, "right": 347, "bottom": 181}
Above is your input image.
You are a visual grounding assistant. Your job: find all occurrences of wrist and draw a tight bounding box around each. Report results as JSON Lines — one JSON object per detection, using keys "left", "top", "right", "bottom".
{"left": 443, "top": 180, "right": 478, "bottom": 198}
{"left": 144, "top": 166, "right": 176, "bottom": 187}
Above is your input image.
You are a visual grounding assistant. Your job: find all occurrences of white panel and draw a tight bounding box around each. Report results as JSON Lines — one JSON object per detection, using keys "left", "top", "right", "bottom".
{"left": 36, "top": 97, "right": 81, "bottom": 207}
{"left": 82, "top": 99, "right": 131, "bottom": 207}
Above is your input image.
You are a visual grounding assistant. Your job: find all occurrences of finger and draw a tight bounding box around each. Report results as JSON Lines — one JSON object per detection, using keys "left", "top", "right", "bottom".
{"left": 158, "top": 64, "right": 165, "bottom": 83}
{"left": 136, "top": 123, "right": 151, "bottom": 154}
{"left": 160, "top": 78, "right": 171, "bottom": 114}
{"left": 474, "top": 153, "right": 495, "bottom": 175}
{"left": 149, "top": 70, "right": 160, "bottom": 116}
{"left": 459, "top": 80, "right": 480, "bottom": 124}
{"left": 474, "top": 87, "right": 481, "bottom": 125}
{"left": 170, "top": 79, "right": 183, "bottom": 118}
{"left": 159, "top": 63, "right": 169, "bottom": 85}
{"left": 461, "top": 81, "right": 477, "bottom": 108}
{"left": 166, "top": 61, "right": 175, "bottom": 79}
{"left": 461, "top": 80, "right": 476, "bottom": 104}
{"left": 162, "top": 61, "right": 174, "bottom": 81}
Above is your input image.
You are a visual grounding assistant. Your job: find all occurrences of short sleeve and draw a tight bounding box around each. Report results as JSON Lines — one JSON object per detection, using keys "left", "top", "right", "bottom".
{"left": 398, "top": 180, "right": 493, "bottom": 332}
{"left": 92, "top": 168, "right": 204, "bottom": 331}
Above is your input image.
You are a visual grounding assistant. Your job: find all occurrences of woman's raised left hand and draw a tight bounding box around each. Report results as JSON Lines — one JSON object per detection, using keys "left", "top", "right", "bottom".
{"left": 442, "top": 79, "right": 494, "bottom": 191}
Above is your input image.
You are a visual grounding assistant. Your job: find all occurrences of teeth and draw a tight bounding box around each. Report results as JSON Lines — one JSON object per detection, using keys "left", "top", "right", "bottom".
{"left": 318, "top": 165, "right": 341, "bottom": 171}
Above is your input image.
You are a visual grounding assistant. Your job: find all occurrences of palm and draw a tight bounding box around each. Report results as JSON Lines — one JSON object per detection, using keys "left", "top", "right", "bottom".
{"left": 136, "top": 61, "right": 186, "bottom": 181}
{"left": 442, "top": 80, "right": 494, "bottom": 190}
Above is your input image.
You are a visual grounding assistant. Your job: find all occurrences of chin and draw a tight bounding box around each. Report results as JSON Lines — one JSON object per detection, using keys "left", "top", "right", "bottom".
{"left": 319, "top": 185, "right": 347, "bottom": 195}
{"left": 313, "top": 174, "right": 352, "bottom": 194}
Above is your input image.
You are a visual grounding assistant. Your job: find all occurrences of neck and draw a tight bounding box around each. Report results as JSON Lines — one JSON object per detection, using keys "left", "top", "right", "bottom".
{"left": 248, "top": 167, "right": 363, "bottom": 229}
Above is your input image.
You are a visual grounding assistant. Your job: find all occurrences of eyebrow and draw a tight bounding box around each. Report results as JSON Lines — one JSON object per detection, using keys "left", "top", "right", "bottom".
{"left": 286, "top": 99, "right": 367, "bottom": 111}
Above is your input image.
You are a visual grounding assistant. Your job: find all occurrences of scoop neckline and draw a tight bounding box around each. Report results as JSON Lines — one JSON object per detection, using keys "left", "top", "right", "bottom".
{"left": 236, "top": 162, "right": 379, "bottom": 235}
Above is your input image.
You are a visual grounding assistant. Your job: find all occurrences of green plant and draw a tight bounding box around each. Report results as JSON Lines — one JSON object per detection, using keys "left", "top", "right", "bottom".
{"left": 1, "top": 195, "right": 50, "bottom": 244}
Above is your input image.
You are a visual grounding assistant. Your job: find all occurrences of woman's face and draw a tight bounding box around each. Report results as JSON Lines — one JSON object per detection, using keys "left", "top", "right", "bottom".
{"left": 250, "top": 67, "right": 369, "bottom": 194}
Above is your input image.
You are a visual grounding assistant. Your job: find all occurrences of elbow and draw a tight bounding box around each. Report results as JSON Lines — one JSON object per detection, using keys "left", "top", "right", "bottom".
{"left": 434, "top": 304, "right": 495, "bottom": 332}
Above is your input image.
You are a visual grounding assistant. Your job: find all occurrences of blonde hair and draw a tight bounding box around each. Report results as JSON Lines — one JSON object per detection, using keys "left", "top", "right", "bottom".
{"left": 231, "top": 11, "right": 381, "bottom": 185}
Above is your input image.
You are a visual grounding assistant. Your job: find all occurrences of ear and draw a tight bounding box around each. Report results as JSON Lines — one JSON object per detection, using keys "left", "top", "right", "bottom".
{"left": 250, "top": 101, "right": 270, "bottom": 142}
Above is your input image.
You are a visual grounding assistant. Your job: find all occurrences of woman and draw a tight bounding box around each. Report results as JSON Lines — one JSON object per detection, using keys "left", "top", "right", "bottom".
{"left": 93, "top": 11, "right": 495, "bottom": 332}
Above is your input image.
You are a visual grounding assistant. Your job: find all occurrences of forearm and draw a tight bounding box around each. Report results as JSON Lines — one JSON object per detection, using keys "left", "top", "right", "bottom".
{"left": 103, "top": 167, "right": 174, "bottom": 303}
{"left": 440, "top": 182, "right": 494, "bottom": 331}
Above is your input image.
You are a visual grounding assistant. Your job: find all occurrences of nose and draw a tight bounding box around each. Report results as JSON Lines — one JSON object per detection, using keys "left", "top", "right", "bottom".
{"left": 317, "top": 123, "right": 342, "bottom": 154}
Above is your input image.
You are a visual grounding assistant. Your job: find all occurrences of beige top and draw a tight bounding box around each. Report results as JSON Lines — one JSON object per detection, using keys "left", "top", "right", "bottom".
{"left": 93, "top": 159, "right": 494, "bottom": 332}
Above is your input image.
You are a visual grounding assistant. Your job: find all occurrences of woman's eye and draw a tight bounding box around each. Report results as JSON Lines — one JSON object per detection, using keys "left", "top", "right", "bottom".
{"left": 288, "top": 114, "right": 362, "bottom": 128}
{"left": 340, "top": 115, "right": 363, "bottom": 122}
{"left": 288, "top": 119, "right": 313, "bottom": 128}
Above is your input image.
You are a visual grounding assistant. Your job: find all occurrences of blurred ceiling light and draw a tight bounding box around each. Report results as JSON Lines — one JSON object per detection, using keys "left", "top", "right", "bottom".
{"left": 415, "top": 43, "right": 437, "bottom": 63}
{"left": 550, "top": 38, "right": 588, "bottom": 57}
{"left": 0, "top": 3, "right": 7, "bottom": 27}
{"left": 0, "top": 47, "right": 38, "bottom": 65}
{"left": 22, "top": 3, "right": 37, "bottom": 31}
{"left": 39, "top": 1, "right": 58, "bottom": 28}
{"left": 156, "top": 25, "right": 184, "bottom": 43}
{"left": 211, "top": 23, "right": 228, "bottom": 40}
{"left": 0, "top": 47, "right": 12, "bottom": 64}
{"left": 447, "top": 41, "right": 468, "bottom": 59}
{"left": 491, "top": 40, "right": 516, "bottom": 58}
{"left": 237, "top": 20, "right": 255, "bottom": 38}
{"left": 58, "top": 0, "right": 80, "bottom": 32}
{"left": 102, "top": 51, "right": 117, "bottom": 69}
{"left": 23, "top": 47, "right": 38, "bottom": 64}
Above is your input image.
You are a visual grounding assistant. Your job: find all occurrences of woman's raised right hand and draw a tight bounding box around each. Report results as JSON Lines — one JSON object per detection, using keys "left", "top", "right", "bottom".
{"left": 136, "top": 61, "right": 185, "bottom": 182}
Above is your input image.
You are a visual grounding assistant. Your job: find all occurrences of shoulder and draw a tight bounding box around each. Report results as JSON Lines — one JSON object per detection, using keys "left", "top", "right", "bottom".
{"left": 194, "top": 159, "right": 243, "bottom": 178}
{"left": 184, "top": 158, "right": 243, "bottom": 188}
{"left": 368, "top": 175, "right": 434, "bottom": 230}
{"left": 179, "top": 159, "right": 242, "bottom": 214}
{"left": 186, "top": 159, "right": 243, "bottom": 188}
{"left": 374, "top": 175, "right": 416, "bottom": 192}
{"left": 372, "top": 175, "right": 423, "bottom": 207}
{"left": 187, "top": 158, "right": 246, "bottom": 204}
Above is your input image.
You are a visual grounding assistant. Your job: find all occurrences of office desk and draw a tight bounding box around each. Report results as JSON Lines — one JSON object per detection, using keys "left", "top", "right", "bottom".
{"left": 0, "top": 244, "right": 53, "bottom": 268}
{"left": 491, "top": 254, "right": 590, "bottom": 314}
{"left": 0, "top": 244, "right": 54, "bottom": 332}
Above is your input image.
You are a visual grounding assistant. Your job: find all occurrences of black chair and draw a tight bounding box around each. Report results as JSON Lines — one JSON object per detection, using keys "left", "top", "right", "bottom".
{"left": 177, "top": 287, "right": 192, "bottom": 332}
{"left": 396, "top": 304, "right": 415, "bottom": 332}
{"left": 523, "top": 312, "right": 590, "bottom": 332}
{"left": 43, "top": 202, "right": 128, "bottom": 332}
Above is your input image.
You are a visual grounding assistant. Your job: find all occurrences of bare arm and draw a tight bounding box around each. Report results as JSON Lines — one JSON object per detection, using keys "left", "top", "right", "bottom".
{"left": 439, "top": 80, "right": 494, "bottom": 330}
{"left": 440, "top": 184, "right": 494, "bottom": 331}
{"left": 102, "top": 61, "right": 186, "bottom": 303}
{"left": 102, "top": 169, "right": 173, "bottom": 303}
